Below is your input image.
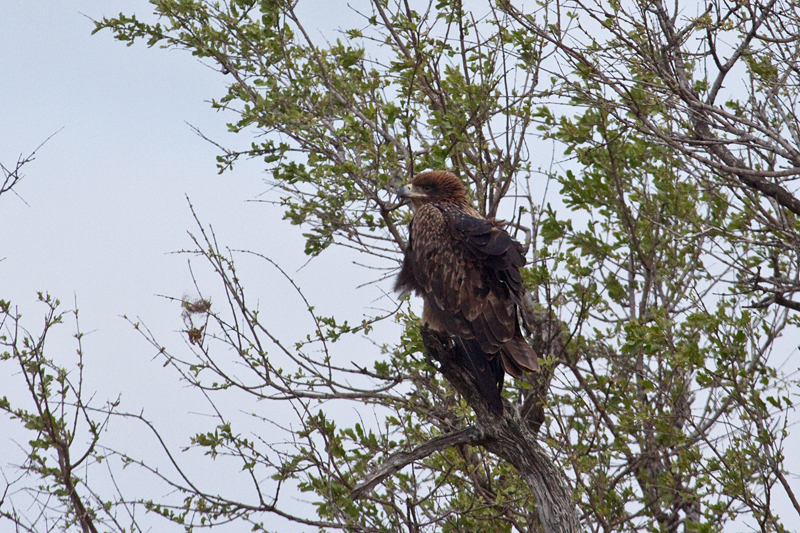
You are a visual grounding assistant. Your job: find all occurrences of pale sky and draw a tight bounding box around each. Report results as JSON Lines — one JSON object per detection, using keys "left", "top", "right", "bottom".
{"left": 1, "top": 3, "right": 389, "bottom": 531}
{"left": 2, "top": 1, "right": 293, "bottom": 414}
{"left": 1, "top": 2, "right": 389, "bottom": 396}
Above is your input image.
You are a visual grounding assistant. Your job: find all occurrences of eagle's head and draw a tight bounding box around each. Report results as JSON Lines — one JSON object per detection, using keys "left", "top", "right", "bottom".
{"left": 398, "top": 171, "right": 467, "bottom": 207}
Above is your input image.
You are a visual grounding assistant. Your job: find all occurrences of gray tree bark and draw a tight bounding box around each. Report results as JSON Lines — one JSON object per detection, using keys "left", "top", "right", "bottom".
{"left": 420, "top": 327, "right": 581, "bottom": 533}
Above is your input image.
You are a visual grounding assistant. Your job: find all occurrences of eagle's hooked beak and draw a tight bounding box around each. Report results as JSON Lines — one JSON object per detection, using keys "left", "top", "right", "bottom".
{"left": 398, "top": 183, "right": 426, "bottom": 199}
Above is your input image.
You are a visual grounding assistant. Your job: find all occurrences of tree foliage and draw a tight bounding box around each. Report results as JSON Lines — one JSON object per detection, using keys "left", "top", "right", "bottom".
{"left": 2, "top": 1, "right": 800, "bottom": 532}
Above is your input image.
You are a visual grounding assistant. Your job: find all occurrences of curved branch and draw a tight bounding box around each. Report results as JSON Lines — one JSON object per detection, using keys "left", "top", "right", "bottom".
{"left": 419, "top": 327, "right": 580, "bottom": 533}
{"left": 351, "top": 425, "right": 483, "bottom": 499}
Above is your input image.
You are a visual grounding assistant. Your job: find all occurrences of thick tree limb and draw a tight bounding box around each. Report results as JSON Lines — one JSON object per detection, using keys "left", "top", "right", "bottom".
{"left": 420, "top": 327, "right": 581, "bottom": 533}
{"left": 351, "top": 426, "right": 483, "bottom": 500}
{"left": 691, "top": 119, "right": 800, "bottom": 217}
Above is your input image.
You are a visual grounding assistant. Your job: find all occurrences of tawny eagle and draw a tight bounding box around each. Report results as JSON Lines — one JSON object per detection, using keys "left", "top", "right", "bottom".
{"left": 395, "top": 171, "right": 539, "bottom": 413}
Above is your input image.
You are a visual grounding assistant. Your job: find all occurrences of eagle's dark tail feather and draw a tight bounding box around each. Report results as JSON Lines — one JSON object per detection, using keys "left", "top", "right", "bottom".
{"left": 454, "top": 337, "right": 505, "bottom": 414}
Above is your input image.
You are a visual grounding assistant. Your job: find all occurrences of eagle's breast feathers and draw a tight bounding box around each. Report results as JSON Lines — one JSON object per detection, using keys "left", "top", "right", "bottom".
{"left": 395, "top": 171, "right": 539, "bottom": 412}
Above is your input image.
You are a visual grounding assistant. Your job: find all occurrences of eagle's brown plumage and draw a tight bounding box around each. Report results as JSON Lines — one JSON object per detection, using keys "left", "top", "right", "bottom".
{"left": 395, "top": 171, "right": 539, "bottom": 413}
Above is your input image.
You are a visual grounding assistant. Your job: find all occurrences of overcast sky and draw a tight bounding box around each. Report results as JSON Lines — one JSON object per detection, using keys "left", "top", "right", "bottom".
{"left": 0, "top": 2, "right": 390, "bottom": 392}
{"left": 2, "top": 2, "right": 800, "bottom": 532}
{"left": 3, "top": 1, "right": 272, "bottom": 413}
{"left": 0, "top": 3, "right": 392, "bottom": 530}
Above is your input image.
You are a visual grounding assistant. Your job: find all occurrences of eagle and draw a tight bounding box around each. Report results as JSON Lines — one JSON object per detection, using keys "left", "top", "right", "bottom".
{"left": 395, "top": 170, "right": 539, "bottom": 413}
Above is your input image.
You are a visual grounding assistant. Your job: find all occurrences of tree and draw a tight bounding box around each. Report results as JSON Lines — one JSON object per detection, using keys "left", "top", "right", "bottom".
{"left": 1, "top": 143, "right": 132, "bottom": 533}
{"left": 2, "top": 0, "right": 799, "bottom": 532}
